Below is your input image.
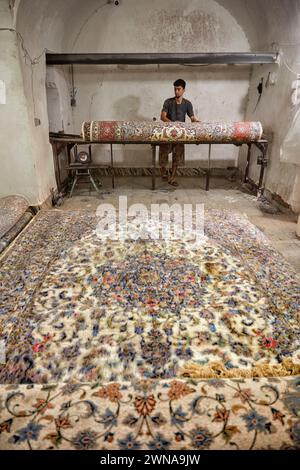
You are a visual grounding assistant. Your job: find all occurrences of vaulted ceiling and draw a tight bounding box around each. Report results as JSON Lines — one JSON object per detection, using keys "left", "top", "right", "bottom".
{"left": 14, "top": 0, "right": 300, "bottom": 55}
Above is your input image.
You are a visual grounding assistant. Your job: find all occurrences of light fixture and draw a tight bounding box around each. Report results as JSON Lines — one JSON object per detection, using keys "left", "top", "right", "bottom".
{"left": 76, "top": 150, "right": 91, "bottom": 164}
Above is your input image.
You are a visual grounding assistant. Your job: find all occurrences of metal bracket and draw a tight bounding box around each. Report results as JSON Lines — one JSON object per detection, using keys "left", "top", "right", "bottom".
{"left": 253, "top": 141, "right": 268, "bottom": 154}
{"left": 257, "top": 155, "right": 268, "bottom": 166}
{"left": 254, "top": 140, "right": 269, "bottom": 194}
{"left": 254, "top": 141, "right": 269, "bottom": 167}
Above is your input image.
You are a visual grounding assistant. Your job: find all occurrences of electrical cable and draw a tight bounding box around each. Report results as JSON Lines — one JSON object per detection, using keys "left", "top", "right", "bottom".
{"left": 0, "top": 27, "right": 56, "bottom": 119}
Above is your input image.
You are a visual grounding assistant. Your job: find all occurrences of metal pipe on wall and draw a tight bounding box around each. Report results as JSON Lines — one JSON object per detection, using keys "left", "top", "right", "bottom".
{"left": 46, "top": 52, "right": 278, "bottom": 66}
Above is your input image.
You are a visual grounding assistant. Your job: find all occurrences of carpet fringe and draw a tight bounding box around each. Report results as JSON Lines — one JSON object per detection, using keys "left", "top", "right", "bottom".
{"left": 180, "top": 358, "right": 300, "bottom": 379}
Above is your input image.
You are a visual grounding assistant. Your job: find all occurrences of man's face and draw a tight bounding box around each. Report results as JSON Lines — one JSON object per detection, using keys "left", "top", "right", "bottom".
{"left": 174, "top": 86, "right": 185, "bottom": 98}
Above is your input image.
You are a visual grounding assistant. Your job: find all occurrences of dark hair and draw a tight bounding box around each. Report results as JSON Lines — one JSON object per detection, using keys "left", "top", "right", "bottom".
{"left": 173, "top": 79, "right": 186, "bottom": 89}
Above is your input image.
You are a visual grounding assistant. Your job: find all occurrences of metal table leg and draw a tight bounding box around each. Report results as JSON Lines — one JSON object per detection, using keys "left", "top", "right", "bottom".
{"left": 152, "top": 145, "right": 156, "bottom": 190}
{"left": 69, "top": 172, "right": 78, "bottom": 198}
{"left": 258, "top": 142, "right": 268, "bottom": 195}
{"left": 89, "top": 169, "right": 102, "bottom": 194}
{"left": 244, "top": 143, "right": 252, "bottom": 183}
{"left": 254, "top": 140, "right": 269, "bottom": 196}
{"left": 206, "top": 144, "right": 212, "bottom": 191}
{"left": 51, "top": 143, "right": 62, "bottom": 192}
{"left": 110, "top": 144, "right": 115, "bottom": 189}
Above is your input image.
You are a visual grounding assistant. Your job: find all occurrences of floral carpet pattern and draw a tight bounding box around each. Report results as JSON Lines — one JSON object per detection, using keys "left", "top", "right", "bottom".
{"left": 82, "top": 121, "right": 263, "bottom": 143}
{"left": 0, "top": 209, "right": 299, "bottom": 449}
{"left": 0, "top": 377, "right": 299, "bottom": 450}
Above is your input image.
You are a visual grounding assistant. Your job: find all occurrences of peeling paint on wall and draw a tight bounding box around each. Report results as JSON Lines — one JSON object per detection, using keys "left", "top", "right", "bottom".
{"left": 144, "top": 9, "right": 226, "bottom": 52}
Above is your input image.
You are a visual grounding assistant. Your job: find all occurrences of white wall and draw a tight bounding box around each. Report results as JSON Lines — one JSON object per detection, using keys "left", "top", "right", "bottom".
{"left": 0, "top": 0, "right": 40, "bottom": 202}
{"left": 238, "top": 0, "right": 300, "bottom": 212}
{"left": 56, "top": 0, "right": 251, "bottom": 167}
{"left": 13, "top": 0, "right": 72, "bottom": 204}
{"left": 46, "top": 66, "right": 74, "bottom": 134}
{"left": 69, "top": 64, "right": 250, "bottom": 167}
{"left": 0, "top": 0, "right": 70, "bottom": 204}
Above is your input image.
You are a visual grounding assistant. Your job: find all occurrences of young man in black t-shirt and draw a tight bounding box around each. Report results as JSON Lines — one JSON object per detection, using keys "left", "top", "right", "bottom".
{"left": 159, "top": 79, "right": 200, "bottom": 186}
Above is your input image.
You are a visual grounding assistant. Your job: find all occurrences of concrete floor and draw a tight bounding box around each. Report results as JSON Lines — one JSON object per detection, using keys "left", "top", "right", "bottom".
{"left": 57, "top": 176, "right": 300, "bottom": 272}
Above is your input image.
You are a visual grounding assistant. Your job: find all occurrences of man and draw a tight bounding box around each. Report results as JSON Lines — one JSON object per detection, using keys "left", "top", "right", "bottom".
{"left": 159, "top": 79, "right": 200, "bottom": 186}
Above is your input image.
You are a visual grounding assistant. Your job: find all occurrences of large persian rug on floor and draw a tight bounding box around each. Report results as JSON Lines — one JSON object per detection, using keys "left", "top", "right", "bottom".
{"left": 0, "top": 209, "right": 299, "bottom": 450}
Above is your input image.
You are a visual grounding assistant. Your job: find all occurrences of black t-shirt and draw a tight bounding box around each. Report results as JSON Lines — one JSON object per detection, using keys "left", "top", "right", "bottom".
{"left": 162, "top": 97, "right": 194, "bottom": 122}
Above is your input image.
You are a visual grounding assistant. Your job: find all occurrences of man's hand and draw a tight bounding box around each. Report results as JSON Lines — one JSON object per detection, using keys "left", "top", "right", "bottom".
{"left": 191, "top": 116, "right": 201, "bottom": 123}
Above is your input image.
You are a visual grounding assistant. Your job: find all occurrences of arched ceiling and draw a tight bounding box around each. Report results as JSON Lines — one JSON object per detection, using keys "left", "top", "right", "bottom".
{"left": 13, "top": 0, "right": 300, "bottom": 55}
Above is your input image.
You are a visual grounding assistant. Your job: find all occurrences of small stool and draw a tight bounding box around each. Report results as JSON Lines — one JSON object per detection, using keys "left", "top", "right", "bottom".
{"left": 68, "top": 165, "right": 103, "bottom": 197}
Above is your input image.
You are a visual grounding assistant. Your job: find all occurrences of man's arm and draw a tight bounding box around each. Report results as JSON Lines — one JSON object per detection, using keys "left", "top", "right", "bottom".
{"left": 161, "top": 99, "right": 171, "bottom": 122}
{"left": 161, "top": 110, "right": 171, "bottom": 122}
{"left": 187, "top": 102, "right": 201, "bottom": 122}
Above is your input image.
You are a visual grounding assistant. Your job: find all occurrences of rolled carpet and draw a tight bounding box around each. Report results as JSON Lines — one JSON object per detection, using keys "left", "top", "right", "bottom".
{"left": 81, "top": 120, "right": 263, "bottom": 143}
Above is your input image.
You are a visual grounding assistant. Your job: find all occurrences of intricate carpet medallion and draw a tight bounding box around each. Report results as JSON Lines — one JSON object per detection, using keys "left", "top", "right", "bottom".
{"left": 0, "top": 210, "right": 299, "bottom": 384}
{"left": 81, "top": 121, "right": 263, "bottom": 143}
{"left": 21, "top": 238, "right": 297, "bottom": 382}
